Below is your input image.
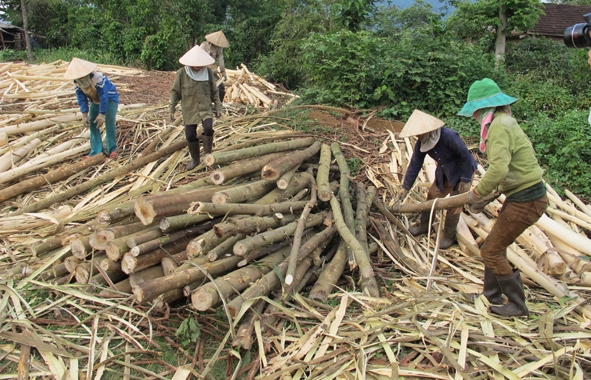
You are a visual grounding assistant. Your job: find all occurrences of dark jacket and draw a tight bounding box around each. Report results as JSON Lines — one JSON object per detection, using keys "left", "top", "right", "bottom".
{"left": 402, "top": 127, "right": 477, "bottom": 193}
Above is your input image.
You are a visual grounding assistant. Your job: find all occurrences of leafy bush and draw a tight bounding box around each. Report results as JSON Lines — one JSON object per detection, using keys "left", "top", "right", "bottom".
{"left": 522, "top": 110, "right": 591, "bottom": 197}
{"left": 300, "top": 30, "right": 500, "bottom": 120}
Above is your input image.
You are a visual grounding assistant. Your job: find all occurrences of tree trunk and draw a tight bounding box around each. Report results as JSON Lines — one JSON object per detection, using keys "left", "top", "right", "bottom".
{"left": 20, "top": 0, "right": 33, "bottom": 63}
{"left": 495, "top": 5, "right": 508, "bottom": 63}
{"left": 261, "top": 141, "right": 321, "bottom": 180}
{"left": 204, "top": 137, "right": 315, "bottom": 166}
{"left": 390, "top": 192, "right": 470, "bottom": 214}
{"left": 0, "top": 154, "right": 104, "bottom": 202}
{"left": 159, "top": 214, "right": 214, "bottom": 233}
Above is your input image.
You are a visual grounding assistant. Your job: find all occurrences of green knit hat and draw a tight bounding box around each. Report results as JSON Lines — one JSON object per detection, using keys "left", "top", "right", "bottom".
{"left": 458, "top": 78, "right": 517, "bottom": 117}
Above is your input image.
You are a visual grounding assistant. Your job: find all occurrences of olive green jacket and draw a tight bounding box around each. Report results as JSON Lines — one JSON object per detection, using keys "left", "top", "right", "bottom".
{"left": 169, "top": 67, "right": 221, "bottom": 125}
{"left": 475, "top": 112, "right": 544, "bottom": 197}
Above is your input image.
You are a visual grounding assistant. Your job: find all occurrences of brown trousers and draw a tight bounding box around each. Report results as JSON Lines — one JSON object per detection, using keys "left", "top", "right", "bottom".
{"left": 481, "top": 194, "right": 548, "bottom": 276}
{"left": 426, "top": 178, "right": 464, "bottom": 216}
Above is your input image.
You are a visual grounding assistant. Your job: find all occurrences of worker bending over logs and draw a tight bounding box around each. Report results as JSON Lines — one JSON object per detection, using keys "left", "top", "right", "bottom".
{"left": 200, "top": 30, "right": 229, "bottom": 104}
{"left": 64, "top": 57, "right": 120, "bottom": 159}
{"left": 393, "top": 109, "right": 477, "bottom": 249}
{"left": 459, "top": 78, "right": 547, "bottom": 317}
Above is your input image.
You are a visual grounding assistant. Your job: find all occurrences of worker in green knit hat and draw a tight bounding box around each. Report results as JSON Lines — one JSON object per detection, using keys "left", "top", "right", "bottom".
{"left": 459, "top": 78, "right": 547, "bottom": 318}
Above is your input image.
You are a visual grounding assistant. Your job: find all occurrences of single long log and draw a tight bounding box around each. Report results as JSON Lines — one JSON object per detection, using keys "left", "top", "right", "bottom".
{"left": 191, "top": 247, "right": 291, "bottom": 311}
{"left": 161, "top": 251, "right": 188, "bottom": 275}
{"left": 93, "top": 221, "right": 149, "bottom": 250}
{"left": 210, "top": 152, "right": 284, "bottom": 185}
{"left": 0, "top": 154, "right": 105, "bottom": 202}
{"left": 121, "top": 237, "right": 191, "bottom": 274}
{"left": 126, "top": 228, "right": 163, "bottom": 249}
{"left": 96, "top": 201, "right": 136, "bottom": 225}
{"left": 99, "top": 278, "right": 132, "bottom": 297}
{"left": 285, "top": 174, "right": 317, "bottom": 285}
{"left": 261, "top": 141, "right": 321, "bottom": 180}
{"left": 308, "top": 240, "right": 347, "bottom": 302}
{"left": 129, "top": 225, "right": 206, "bottom": 257}
{"left": 71, "top": 234, "right": 93, "bottom": 259}
{"left": 160, "top": 214, "right": 213, "bottom": 233}
{"left": 89, "top": 269, "right": 126, "bottom": 288}
{"left": 391, "top": 192, "right": 470, "bottom": 214}
{"left": 238, "top": 240, "right": 292, "bottom": 267}
{"left": 132, "top": 255, "right": 241, "bottom": 304}
{"left": 211, "top": 179, "right": 276, "bottom": 204}
{"left": 276, "top": 166, "right": 298, "bottom": 190}
{"left": 189, "top": 201, "right": 308, "bottom": 218}
{"left": 354, "top": 183, "right": 370, "bottom": 254}
{"left": 134, "top": 185, "right": 231, "bottom": 225}
{"left": 207, "top": 234, "right": 245, "bottom": 262}
{"left": 232, "top": 299, "right": 266, "bottom": 349}
{"left": 316, "top": 144, "right": 332, "bottom": 201}
{"left": 233, "top": 213, "right": 326, "bottom": 256}
{"left": 332, "top": 142, "right": 356, "bottom": 270}
{"left": 330, "top": 195, "right": 379, "bottom": 297}
{"left": 255, "top": 172, "right": 312, "bottom": 204}
{"left": 214, "top": 214, "right": 297, "bottom": 239}
{"left": 12, "top": 140, "right": 188, "bottom": 215}
{"left": 186, "top": 229, "right": 227, "bottom": 258}
{"left": 203, "top": 137, "right": 315, "bottom": 166}
{"left": 129, "top": 265, "right": 165, "bottom": 287}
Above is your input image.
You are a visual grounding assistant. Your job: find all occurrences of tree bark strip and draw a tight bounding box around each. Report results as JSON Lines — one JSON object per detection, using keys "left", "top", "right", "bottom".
{"left": 261, "top": 141, "right": 321, "bottom": 180}
{"left": 12, "top": 140, "right": 188, "bottom": 215}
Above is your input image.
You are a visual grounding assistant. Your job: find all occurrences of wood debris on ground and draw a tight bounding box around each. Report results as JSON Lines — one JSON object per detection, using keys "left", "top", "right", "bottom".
{"left": 0, "top": 61, "right": 590, "bottom": 380}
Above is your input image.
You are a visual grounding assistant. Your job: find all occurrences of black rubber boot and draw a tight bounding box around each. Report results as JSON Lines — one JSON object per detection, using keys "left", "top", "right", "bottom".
{"left": 490, "top": 270, "right": 529, "bottom": 317}
{"left": 409, "top": 212, "right": 430, "bottom": 236}
{"left": 218, "top": 83, "right": 226, "bottom": 103}
{"left": 201, "top": 134, "right": 213, "bottom": 155}
{"left": 186, "top": 140, "right": 200, "bottom": 170}
{"left": 439, "top": 213, "right": 460, "bottom": 249}
{"left": 482, "top": 266, "right": 504, "bottom": 305}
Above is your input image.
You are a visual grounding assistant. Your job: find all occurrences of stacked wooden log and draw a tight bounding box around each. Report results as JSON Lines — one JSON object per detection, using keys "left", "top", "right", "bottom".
{"left": 223, "top": 64, "right": 299, "bottom": 108}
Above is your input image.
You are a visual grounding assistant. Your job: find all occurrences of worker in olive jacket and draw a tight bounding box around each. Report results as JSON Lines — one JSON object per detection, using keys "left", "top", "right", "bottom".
{"left": 200, "top": 30, "right": 229, "bottom": 104}
{"left": 459, "top": 78, "right": 547, "bottom": 318}
{"left": 170, "top": 45, "right": 222, "bottom": 170}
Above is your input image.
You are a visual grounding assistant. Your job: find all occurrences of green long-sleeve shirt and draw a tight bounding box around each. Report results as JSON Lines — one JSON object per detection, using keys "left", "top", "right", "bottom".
{"left": 169, "top": 67, "right": 221, "bottom": 125}
{"left": 475, "top": 112, "right": 544, "bottom": 197}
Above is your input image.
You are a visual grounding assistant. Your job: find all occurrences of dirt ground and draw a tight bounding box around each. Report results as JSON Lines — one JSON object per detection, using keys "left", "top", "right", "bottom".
{"left": 114, "top": 70, "right": 176, "bottom": 106}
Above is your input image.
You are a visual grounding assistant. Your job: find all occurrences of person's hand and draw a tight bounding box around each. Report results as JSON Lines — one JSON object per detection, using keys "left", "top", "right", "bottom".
{"left": 468, "top": 190, "right": 499, "bottom": 214}
{"left": 222, "top": 71, "right": 227, "bottom": 81}
{"left": 457, "top": 181, "right": 471, "bottom": 194}
{"left": 215, "top": 109, "right": 222, "bottom": 118}
{"left": 169, "top": 106, "right": 175, "bottom": 122}
{"left": 94, "top": 114, "right": 105, "bottom": 128}
{"left": 82, "top": 112, "right": 89, "bottom": 127}
{"left": 392, "top": 189, "right": 408, "bottom": 206}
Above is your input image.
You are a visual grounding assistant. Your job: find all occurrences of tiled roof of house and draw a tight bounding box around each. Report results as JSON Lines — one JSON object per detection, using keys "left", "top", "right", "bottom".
{"left": 530, "top": 4, "right": 591, "bottom": 37}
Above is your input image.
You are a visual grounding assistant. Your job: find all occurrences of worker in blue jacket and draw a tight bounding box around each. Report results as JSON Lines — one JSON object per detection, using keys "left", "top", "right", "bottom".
{"left": 393, "top": 109, "right": 477, "bottom": 249}
{"left": 64, "top": 58, "right": 120, "bottom": 159}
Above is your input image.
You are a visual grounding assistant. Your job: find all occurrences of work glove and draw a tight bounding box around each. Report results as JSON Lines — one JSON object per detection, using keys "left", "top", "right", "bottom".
{"left": 94, "top": 114, "right": 105, "bottom": 129}
{"left": 392, "top": 189, "right": 409, "bottom": 206}
{"left": 457, "top": 181, "right": 471, "bottom": 194}
{"left": 82, "top": 112, "right": 89, "bottom": 127}
{"left": 468, "top": 190, "right": 500, "bottom": 214}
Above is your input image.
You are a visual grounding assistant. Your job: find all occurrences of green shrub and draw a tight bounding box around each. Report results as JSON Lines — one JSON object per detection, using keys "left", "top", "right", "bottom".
{"left": 522, "top": 110, "right": 591, "bottom": 197}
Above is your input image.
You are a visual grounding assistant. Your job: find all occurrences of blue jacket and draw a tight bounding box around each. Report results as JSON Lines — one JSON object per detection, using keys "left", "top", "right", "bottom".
{"left": 402, "top": 127, "right": 477, "bottom": 193}
{"left": 74, "top": 72, "right": 119, "bottom": 114}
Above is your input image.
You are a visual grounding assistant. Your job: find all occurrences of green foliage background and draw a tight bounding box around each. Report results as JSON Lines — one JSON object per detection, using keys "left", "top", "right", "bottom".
{"left": 3, "top": 0, "right": 591, "bottom": 198}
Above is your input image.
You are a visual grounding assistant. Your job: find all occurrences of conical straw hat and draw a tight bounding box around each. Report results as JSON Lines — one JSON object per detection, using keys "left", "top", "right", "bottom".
{"left": 205, "top": 30, "right": 230, "bottom": 48}
{"left": 399, "top": 109, "right": 445, "bottom": 138}
{"left": 179, "top": 45, "right": 215, "bottom": 67}
{"left": 63, "top": 57, "right": 97, "bottom": 80}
